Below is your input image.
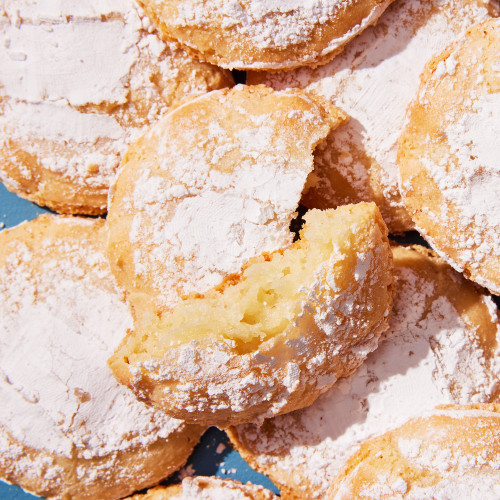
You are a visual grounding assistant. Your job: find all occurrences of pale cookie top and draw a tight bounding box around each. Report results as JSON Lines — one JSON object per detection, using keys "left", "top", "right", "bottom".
{"left": 107, "top": 84, "right": 345, "bottom": 319}
{"left": 329, "top": 405, "right": 500, "bottom": 499}
{"left": 0, "top": 216, "right": 187, "bottom": 481}
{"left": 248, "top": 0, "right": 494, "bottom": 233}
{"left": 229, "top": 245, "right": 500, "bottom": 499}
{"left": 129, "top": 477, "right": 278, "bottom": 500}
{"left": 399, "top": 18, "right": 500, "bottom": 294}
{"left": 138, "top": 0, "right": 394, "bottom": 70}
{"left": 0, "top": 0, "right": 232, "bottom": 215}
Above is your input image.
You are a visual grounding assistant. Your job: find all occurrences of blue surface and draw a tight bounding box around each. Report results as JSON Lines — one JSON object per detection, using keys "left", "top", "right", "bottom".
{"left": 0, "top": 185, "right": 280, "bottom": 498}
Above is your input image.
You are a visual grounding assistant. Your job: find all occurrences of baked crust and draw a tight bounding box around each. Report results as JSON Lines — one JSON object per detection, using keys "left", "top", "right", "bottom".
{"left": 328, "top": 404, "right": 500, "bottom": 499}
{"left": 137, "top": 0, "right": 394, "bottom": 70}
{"left": 0, "top": 1, "right": 233, "bottom": 215}
{"left": 109, "top": 203, "right": 394, "bottom": 427}
{"left": 0, "top": 215, "right": 204, "bottom": 500}
{"left": 398, "top": 18, "right": 500, "bottom": 294}
{"left": 248, "top": 0, "right": 496, "bottom": 234}
{"left": 128, "top": 476, "right": 278, "bottom": 499}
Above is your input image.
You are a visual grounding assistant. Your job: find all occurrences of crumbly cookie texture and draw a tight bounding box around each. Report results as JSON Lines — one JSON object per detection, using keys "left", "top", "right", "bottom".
{"left": 107, "top": 84, "right": 347, "bottom": 322}
{"left": 228, "top": 244, "right": 500, "bottom": 499}
{"left": 109, "top": 204, "right": 394, "bottom": 427}
{"left": 137, "top": 0, "right": 394, "bottom": 70}
{"left": 398, "top": 18, "right": 500, "bottom": 294}
{"left": 128, "top": 476, "right": 278, "bottom": 500}
{"left": 328, "top": 404, "right": 500, "bottom": 499}
{"left": 0, "top": 215, "right": 204, "bottom": 500}
{"left": 248, "top": 0, "right": 495, "bottom": 234}
{"left": 0, "top": 0, "right": 233, "bottom": 215}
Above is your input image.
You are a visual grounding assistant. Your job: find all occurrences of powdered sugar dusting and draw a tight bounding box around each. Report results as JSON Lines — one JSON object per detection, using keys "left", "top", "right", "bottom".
{"left": 252, "top": 0, "right": 491, "bottom": 229}
{"left": 231, "top": 247, "right": 500, "bottom": 498}
{"left": 0, "top": 217, "right": 183, "bottom": 469}
{"left": 124, "top": 87, "right": 331, "bottom": 312}
{"left": 423, "top": 92, "right": 500, "bottom": 245}
{"left": 0, "top": 0, "right": 230, "bottom": 203}
{"left": 168, "top": 0, "right": 389, "bottom": 69}
{"left": 168, "top": 476, "right": 276, "bottom": 499}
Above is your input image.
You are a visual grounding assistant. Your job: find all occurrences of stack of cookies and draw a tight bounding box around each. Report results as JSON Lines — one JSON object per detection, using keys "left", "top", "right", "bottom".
{"left": 0, "top": 1, "right": 499, "bottom": 499}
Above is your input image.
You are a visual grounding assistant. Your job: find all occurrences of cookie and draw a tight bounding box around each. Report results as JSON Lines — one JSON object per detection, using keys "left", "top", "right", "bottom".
{"left": 398, "top": 18, "right": 500, "bottom": 294}
{"left": 0, "top": 215, "right": 204, "bottom": 500}
{"left": 228, "top": 245, "right": 500, "bottom": 499}
{"left": 128, "top": 476, "right": 278, "bottom": 499}
{"left": 136, "top": 0, "right": 394, "bottom": 70}
{"left": 109, "top": 203, "right": 394, "bottom": 427}
{"left": 107, "top": 84, "right": 346, "bottom": 322}
{"left": 328, "top": 404, "right": 500, "bottom": 499}
{"left": 0, "top": 0, "right": 233, "bottom": 215}
{"left": 248, "top": 0, "right": 495, "bottom": 233}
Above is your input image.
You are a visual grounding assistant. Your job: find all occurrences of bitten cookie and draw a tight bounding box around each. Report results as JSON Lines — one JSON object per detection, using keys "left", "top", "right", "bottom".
{"left": 0, "top": 0, "right": 233, "bottom": 215}
{"left": 109, "top": 204, "right": 394, "bottom": 427}
{"left": 128, "top": 477, "right": 278, "bottom": 499}
{"left": 0, "top": 215, "right": 204, "bottom": 500}
{"left": 398, "top": 18, "right": 500, "bottom": 294}
{"left": 228, "top": 245, "right": 500, "bottom": 499}
{"left": 328, "top": 404, "right": 500, "bottom": 499}
{"left": 137, "top": 0, "right": 394, "bottom": 70}
{"left": 248, "top": 0, "right": 496, "bottom": 234}
{"left": 107, "top": 84, "right": 346, "bottom": 322}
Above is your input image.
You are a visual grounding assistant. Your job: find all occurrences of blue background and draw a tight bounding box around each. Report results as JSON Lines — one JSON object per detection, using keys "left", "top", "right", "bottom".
{"left": 0, "top": 183, "right": 279, "bottom": 498}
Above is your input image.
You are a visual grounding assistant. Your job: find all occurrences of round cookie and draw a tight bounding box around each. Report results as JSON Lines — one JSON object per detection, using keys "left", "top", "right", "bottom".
{"left": 227, "top": 245, "right": 500, "bottom": 499}
{"left": 136, "top": 0, "right": 394, "bottom": 70}
{"left": 328, "top": 404, "right": 500, "bottom": 499}
{"left": 128, "top": 477, "right": 278, "bottom": 499}
{"left": 107, "top": 84, "right": 347, "bottom": 321}
{"left": 0, "top": 0, "right": 233, "bottom": 215}
{"left": 248, "top": 0, "right": 496, "bottom": 234}
{"left": 398, "top": 18, "right": 500, "bottom": 294}
{"left": 0, "top": 215, "right": 205, "bottom": 500}
{"left": 109, "top": 204, "right": 395, "bottom": 427}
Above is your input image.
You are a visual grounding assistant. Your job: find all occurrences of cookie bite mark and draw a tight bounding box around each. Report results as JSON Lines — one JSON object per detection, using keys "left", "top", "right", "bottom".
{"left": 109, "top": 204, "right": 394, "bottom": 427}
{"left": 107, "top": 84, "right": 347, "bottom": 322}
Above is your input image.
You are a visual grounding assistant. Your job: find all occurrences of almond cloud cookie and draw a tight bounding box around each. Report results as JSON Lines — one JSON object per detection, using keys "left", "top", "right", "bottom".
{"left": 0, "top": 215, "right": 204, "bottom": 500}
{"left": 109, "top": 204, "right": 394, "bottom": 427}
{"left": 398, "top": 18, "right": 500, "bottom": 294}
{"left": 0, "top": 0, "right": 233, "bottom": 215}
{"left": 328, "top": 404, "right": 500, "bottom": 499}
{"left": 128, "top": 477, "right": 278, "bottom": 499}
{"left": 137, "top": 0, "right": 395, "bottom": 71}
{"left": 227, "top": 245, "right": 500, "bottom": 499}
{"left": 107, "top": 84, "right": 347, "bottom": 322}
{"left": 248, "top": 0, "right": 495, "bottom": 234}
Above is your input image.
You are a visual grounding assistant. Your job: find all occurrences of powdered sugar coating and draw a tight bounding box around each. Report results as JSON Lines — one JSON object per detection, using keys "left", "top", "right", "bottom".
{"left": 107, "top": 85, "right": 344, "bottom": 318}
{"left": 229, "top": 246, "right": 500, "bottom": 498}
{"left": 139, "top": 0, "right": 393, "bottom": 69}
{"left": 0, "top": 216, "right": 194, "bottom": 495}
{"left": 329, "top": 405, "right": 500, "bottom": 499}
{"left": 0, "top": 0, "right": 232, "bottom": 214}
{"left": 399, "top": 18, "right": 500, "bottom": 293}
{"left": 110, "top": 204, "right": 394, "bottom": 427}
{"left": 249, "top": 0, "right": 492, "bottom": 233}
